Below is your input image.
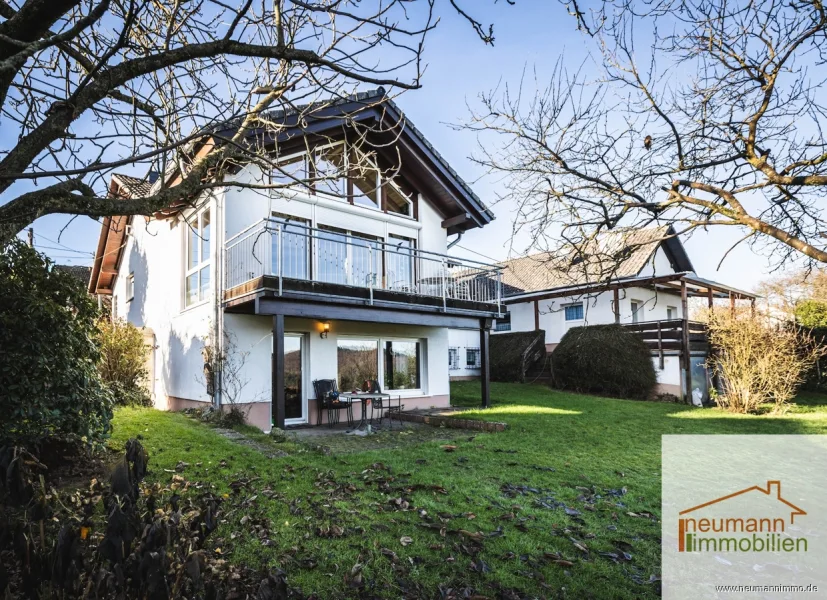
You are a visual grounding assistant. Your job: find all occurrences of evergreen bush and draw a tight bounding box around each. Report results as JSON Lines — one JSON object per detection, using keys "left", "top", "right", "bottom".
{"left": 551, "top": 324, "right": 657, "bottom": 399}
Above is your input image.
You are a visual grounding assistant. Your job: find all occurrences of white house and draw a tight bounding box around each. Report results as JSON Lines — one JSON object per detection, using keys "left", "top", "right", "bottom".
{"left": 449, "top": 227, "right": 757, "bottom": 401}
{"left": 88, "top": 90, "right": 502, "bottom": 431}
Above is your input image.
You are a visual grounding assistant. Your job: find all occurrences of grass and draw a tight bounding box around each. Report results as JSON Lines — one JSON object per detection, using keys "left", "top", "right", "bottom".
{"left": 109, "top": 383, "right": 827, "bottom": 599}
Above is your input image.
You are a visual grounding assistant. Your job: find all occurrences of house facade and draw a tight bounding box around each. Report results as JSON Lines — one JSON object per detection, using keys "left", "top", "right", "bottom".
{"left": 449, "top": 227, "right": 756, "bottom": 401}
{"left": 89, "top": 90, "right": 501, "bottom": 431}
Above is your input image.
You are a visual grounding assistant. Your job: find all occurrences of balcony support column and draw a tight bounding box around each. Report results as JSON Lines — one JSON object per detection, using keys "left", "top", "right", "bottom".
{"left": 680, "top": 279, "right": 691, "bottom": 404}
{"left": 480, "top": 317, "right": 492, "bottom": 408}
{"left": 272, "top": 313, "right": 285, "bottom": 430}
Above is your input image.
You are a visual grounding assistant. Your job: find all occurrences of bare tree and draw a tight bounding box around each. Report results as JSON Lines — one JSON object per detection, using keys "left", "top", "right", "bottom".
{"left": 0, "top": 0, "right": 506, "bottom": 243}
{"left": 463, "top": 0, "right": 827, "bottom": 268}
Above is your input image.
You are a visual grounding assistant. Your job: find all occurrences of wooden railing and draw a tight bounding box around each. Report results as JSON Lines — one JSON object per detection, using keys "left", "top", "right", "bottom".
{"left": 621, "top": 319, "right": 708, "bottom": 369}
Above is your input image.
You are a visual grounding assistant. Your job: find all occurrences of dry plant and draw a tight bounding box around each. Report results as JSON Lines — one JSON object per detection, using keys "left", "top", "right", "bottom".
{"left": 200, "top": 331, "right": 258, "bottom": 426}
{"left": 705, "top": 308, "right": 824, "bottom": 414}
{"left": 464, "top": 0, "right": 827, "bottom": 271}
{"left": 0, "top": 1, "right": 507, "bottom": 243}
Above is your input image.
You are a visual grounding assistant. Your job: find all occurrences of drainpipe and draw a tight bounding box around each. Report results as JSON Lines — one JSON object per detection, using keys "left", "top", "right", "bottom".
{"left": 447, "top": 232, "right": 463, "bottom": 250}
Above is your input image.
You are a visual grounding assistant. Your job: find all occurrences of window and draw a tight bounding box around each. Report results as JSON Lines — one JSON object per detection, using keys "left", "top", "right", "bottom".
{"left": 631, "top": 300, "right": 643, "bottom": 324}
{"left": 349, "top": 146, "right": 380, "bottom": 209}
{"left": 495, "top": 312, "right": 511, "bottom": 331}
{"left": 385, "top": 340, "right": 421, "bottom": 390}
{"left": 337, "top": 339, "right": 379, "bottom": 392}
{"left": 272, "top": 152, "right": 308, "bottom": 187}
{"left": 317, "top": 226, "right": 381, "bottom": 287}
{"left": 112, "top": 295, "right": 118, "bottom": 320}
{"left": 126, "top": 272, "right": 134, "bottom": 302}
{"left": 667, "top": 306, "right": 677, "bottom": 320}
{"left": 270, "top": 141, "right": 417, "bottom": 218}
{"left": 564, "top": 303, "right": 584, "bottom": 321}
{"left": 185, "top": 208, "right": 211, "bottom": 307}
{"left": 271, "top": 214, "right": 309, "bottom": 280}
{"left": 313, "top": 143, "right": 348, "bottom": 198}
{"left": 387, "top": 235, "right": 415, "bottom": 291}
{"left": 385, "top": 179, "right": 414, "bottom": 217}
{"left": 448, "top": 347, "right": 460, "bottom": 370}
{"left": 465, "top": 348, "right": 481, "bottom": 369}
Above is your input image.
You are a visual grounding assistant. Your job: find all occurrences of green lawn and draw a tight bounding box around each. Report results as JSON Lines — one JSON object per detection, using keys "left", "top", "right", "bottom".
{"left": 109, "top": 383, "right": 827, "bottom": 599}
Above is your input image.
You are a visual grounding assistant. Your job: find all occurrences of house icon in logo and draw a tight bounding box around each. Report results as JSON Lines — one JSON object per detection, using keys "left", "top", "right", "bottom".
{"left": 677, "top": 481, "right": 807, "bottom": 553}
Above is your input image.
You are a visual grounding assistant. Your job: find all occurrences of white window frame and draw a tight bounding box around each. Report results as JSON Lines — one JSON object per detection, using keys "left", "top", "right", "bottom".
{"left": 335, "top": 335, "right": 424, "bottom": 395}
{"left": 564, "top": 302, "right": 584, "bottom": 322}
{"left": 126, "top": 272, "right": 134, "bottom": 302}
{"left": 448, "top": 347, "right": 460, "bottom": 371}
{"left": 631, "top": 300, "right": 643, "bottom": 324}
{"left": 382, "top": 337, "right": 424, "bottom": 393}
{"left": 184, "top": 207, "right": 211, "bottom": 308}
{"left": 273, "top": 141, "right": 415, "bottom": 220}
{"left": 666, "top": 306, "right": 677, "bottom": 320}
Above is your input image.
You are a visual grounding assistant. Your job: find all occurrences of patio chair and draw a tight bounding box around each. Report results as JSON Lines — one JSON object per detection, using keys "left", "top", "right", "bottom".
{"left": 364, "top": 380, "right": 403, "bottom": 429}
{"left": 312, "top": 379, "right": 353, "bottom": 428}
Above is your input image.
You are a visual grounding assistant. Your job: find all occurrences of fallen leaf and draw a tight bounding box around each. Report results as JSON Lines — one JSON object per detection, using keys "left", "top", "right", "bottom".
{"left": 400, "top": 536, "right": 413, "bottom": 546}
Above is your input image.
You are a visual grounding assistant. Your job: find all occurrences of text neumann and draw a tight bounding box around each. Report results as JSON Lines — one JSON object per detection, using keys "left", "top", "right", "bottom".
{"left": 678, "top": 517, "right": 808, "bottom": 553}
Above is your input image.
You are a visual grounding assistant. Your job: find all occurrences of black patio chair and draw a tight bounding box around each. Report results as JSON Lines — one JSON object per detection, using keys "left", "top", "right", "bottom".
{"left": 312, "top": 379, "right": 352, "bottom": 428}
{"left": 365, "top": 380, "right": 403, "bottom": 429}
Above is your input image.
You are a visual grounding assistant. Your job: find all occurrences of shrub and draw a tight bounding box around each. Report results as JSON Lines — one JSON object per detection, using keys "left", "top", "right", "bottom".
{"left": 707, "top": 309, "right": 824, "bottom": 413}
{"left": 0, "top": 241, "right": 113, "bottom": 447}
{"left": 490, "top": 330, "right": 546, "bottom": 382}
{"left": 97, "top": 319, "right": 152, "bottom": 406}
{"left": 551, "top": 324, "right": 657, "bottom": 399}
{"left": 794, "top": 299, "right": 827, "bottom": 329}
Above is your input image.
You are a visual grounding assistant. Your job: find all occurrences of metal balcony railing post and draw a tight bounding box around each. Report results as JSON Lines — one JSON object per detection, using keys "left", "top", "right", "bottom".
{"left": 368, "top": 245, "right": 374, "bottom": 305}
{"left": 277, "top": 224, "right": 283, "bottom": 296}
{"left": 441, "top": 258, "right": 447, "bottom": 311}
{"left": 497, "top": 269, "right": 502, "bottom": 315}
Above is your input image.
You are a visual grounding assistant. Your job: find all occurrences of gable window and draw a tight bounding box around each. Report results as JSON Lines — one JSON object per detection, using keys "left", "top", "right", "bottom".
{"left": 385, "top": 340, "right": 421, "bottom": 390}
{"left": 313, "top": 143, "right": 348, "bottom": 198}
{"left": 564, "top": 303, "right": 584, "bottom": 321}
{"left": 631, "top": 300, "right": 644, "bottom": 323}
{"left": 271, "top": 141, "right": 416, "bottom": 218}
{"left": 385, "top": 180, "right": 414, "bottom": 217}
{"left": 349, "top": 146, "right": 381, "bottom": 209}
{"left": 272, "top": 152, "right": 308, "bottom": 188}
{"left": 448, "top": 347, "right": 460, "bottom": 370}
{"left": 185, "top": 207, "right": 211, "bottom": 307}
{"left": 126, "top": 272, "right": 134, "bottom": 302}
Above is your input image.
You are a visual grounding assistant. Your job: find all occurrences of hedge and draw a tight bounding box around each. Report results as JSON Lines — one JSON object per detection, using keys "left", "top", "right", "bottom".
{"left": 551, "top": 324, "right": 657, "bottom": 400}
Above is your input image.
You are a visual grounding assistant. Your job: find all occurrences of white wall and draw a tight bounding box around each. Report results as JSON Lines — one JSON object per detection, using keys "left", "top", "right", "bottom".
{"left": 448, "top": 328, "right": 482, "bottom": 378}
{"left": 111, "top": 192, "right": 220, "bottom": 407}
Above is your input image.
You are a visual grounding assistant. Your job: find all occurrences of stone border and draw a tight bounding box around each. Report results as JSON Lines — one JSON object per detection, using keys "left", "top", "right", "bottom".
{"left": 396, "top": 412, "right": 507, "bottom": 432}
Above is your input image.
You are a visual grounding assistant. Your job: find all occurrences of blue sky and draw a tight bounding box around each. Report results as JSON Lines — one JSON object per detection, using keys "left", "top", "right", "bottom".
{"left": 17, "top": 0, "right": 784, "bottom": 291}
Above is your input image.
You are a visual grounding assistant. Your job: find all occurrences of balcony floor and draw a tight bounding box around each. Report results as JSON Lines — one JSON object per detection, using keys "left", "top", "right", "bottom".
{"left": 224, "top": 275, "right": 501, "bottom": 324}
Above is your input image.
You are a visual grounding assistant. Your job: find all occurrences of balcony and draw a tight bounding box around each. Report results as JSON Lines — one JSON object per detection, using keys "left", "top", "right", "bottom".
{"left": 223, "top": 218, "right": 503, "bottom": 315}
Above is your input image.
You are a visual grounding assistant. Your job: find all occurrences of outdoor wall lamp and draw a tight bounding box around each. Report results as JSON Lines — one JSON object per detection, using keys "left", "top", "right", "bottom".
{"left": 320, "top": 322, "right": 330, "bottom": 339}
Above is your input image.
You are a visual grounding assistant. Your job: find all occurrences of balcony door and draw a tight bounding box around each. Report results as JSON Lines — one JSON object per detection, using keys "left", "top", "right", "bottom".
{"left": 317, "top": 226, "right": 381, "bottom": 288}
{"left": 283, "top": 334, "right": 306, "bottom": 424}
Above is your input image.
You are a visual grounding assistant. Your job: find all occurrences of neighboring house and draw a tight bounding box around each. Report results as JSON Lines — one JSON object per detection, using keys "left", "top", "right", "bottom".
{"left": 88, "top": 89, "right": 502, "bottom": 431}
{"left": 449, "top": 226, "right": 757, "bottom": 401}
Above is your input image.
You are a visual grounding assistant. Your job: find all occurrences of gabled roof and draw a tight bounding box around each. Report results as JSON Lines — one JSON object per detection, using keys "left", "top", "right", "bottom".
{"left": 208, "top": 88, "right": 493, "bottom": 232}
{"left": 498, "top": 226, "right": 694, "bottom": 296}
